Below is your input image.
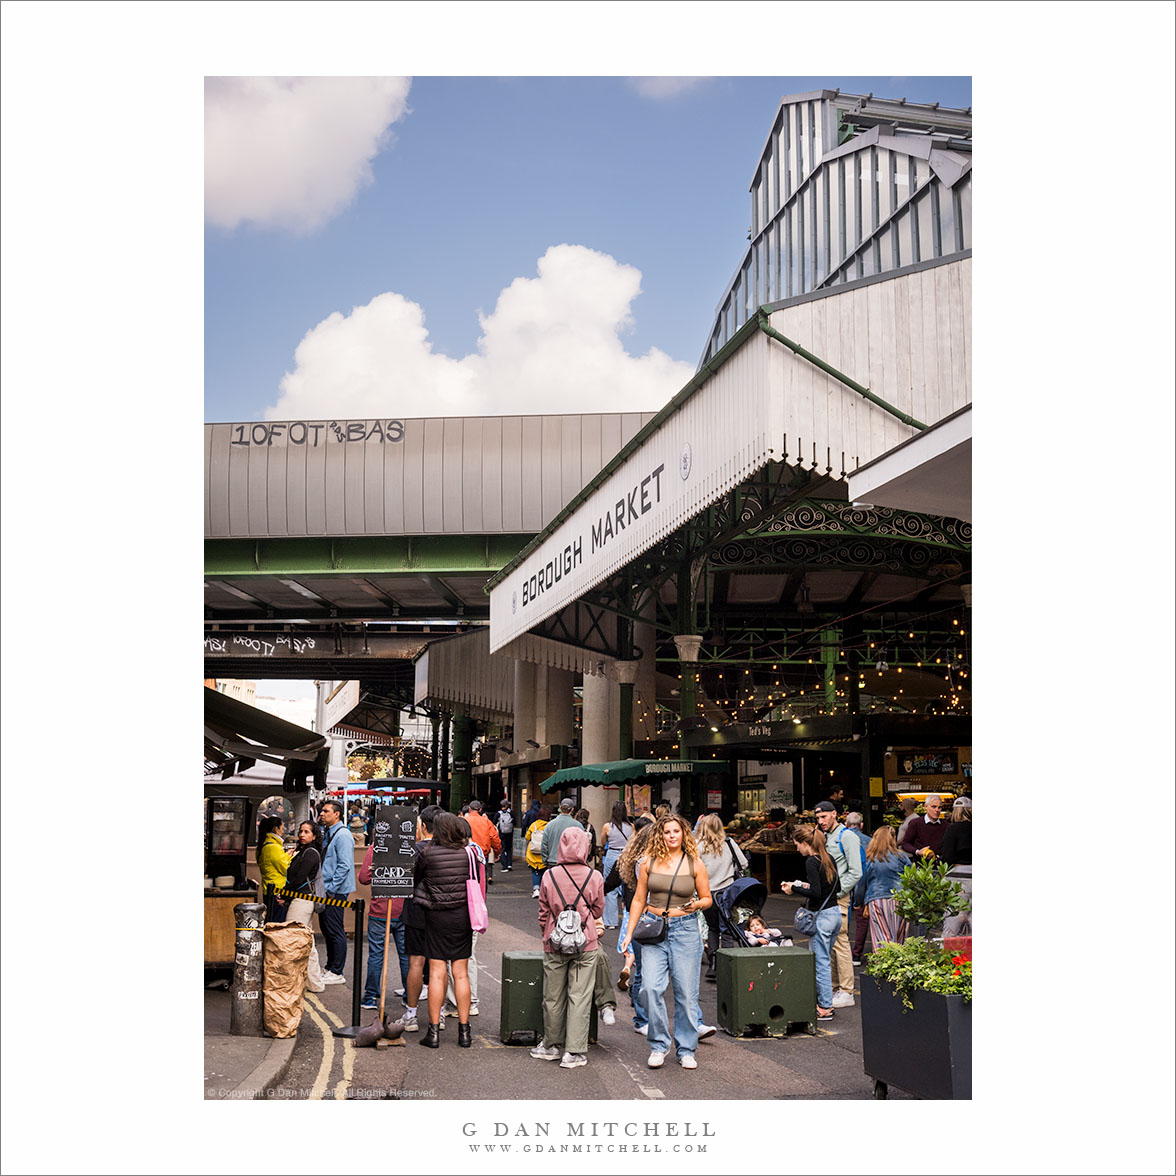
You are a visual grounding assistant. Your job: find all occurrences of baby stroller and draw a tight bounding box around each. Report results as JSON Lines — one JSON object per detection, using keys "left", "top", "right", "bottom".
{"left": 714, "top": 877, "right": 771, "bottom": 948}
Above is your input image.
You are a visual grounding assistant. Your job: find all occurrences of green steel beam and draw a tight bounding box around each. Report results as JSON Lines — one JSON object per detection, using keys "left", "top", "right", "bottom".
{"left": 205, "top": 534, "right": 534, "bottom": 577}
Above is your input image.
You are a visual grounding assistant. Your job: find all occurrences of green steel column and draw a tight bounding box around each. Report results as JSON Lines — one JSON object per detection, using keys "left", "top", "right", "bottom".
{"left": 450, "top": 711, "right": 473, "bottom": 810}
{"left": 822, "top": 627, "right": 839, "bottom": 713}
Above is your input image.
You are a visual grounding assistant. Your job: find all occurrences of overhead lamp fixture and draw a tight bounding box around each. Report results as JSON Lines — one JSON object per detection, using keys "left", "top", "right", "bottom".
{"left": 875, "top": 656, "right": 889, "bottom": 671}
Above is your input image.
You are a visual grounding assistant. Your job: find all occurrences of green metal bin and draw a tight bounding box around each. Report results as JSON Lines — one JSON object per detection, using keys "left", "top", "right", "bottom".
{"left": 499, "top": 950, "right": 598, "bottom": 1045}
{"left": 715, "top": 947, "right": 817, "bottom": 1037}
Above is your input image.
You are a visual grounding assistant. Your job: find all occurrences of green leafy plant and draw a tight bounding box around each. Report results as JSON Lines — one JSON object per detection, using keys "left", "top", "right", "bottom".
{"left": 865, "top": 938, "right": 972, "bottom": 1010}
{"left": 893, "top": 858, "right": 969, "bottom": 930}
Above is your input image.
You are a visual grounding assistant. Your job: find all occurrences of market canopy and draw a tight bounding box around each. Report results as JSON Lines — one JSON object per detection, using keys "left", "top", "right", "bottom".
{"left": 204, "top": 687, "right": 328, "bottom": 780}
{"left": 540, "top": 758, "right": 729, "bottom": 792}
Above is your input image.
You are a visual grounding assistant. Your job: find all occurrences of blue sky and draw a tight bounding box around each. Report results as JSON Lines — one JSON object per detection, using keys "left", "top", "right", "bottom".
{"left": 205, "top": 75, "right": 972, "bottom": 424}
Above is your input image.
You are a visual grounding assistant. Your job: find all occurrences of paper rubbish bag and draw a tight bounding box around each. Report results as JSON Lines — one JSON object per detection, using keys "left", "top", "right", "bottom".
{"left": 262, "top": 922, "right": 313, "bottom": 1038}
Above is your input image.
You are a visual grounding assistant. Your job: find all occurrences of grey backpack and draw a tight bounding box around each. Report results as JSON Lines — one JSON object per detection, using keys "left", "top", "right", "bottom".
{"left": 547, "top": 867, "right": 590, "bottom": 955}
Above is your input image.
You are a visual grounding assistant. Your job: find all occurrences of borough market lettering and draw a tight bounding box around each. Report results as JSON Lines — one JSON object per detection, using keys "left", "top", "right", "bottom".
{"left": 230, "top": 420, "right": 405, "bottom": 447}
{"left": 519, "top": 462, "right": 665, "bottom": 611}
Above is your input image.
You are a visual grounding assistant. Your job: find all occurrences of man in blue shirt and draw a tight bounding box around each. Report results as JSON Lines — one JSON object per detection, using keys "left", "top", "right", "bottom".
{"left": 318, "top": 801, "right": 356, "bottom": 982}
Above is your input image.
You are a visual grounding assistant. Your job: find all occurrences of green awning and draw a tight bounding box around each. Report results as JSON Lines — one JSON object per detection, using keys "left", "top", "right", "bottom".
{"left": 540, "top": 758, "right": 729, "bottom": 792}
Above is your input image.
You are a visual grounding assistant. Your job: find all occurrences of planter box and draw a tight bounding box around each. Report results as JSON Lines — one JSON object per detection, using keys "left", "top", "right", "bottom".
{"left": 860, "top": 974, "right": 971, "bottom": 1099}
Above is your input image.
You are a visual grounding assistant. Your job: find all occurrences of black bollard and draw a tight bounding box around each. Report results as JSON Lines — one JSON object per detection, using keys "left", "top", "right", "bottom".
{"left": 230, "top": 902, "right": 267, "bottom": 1037}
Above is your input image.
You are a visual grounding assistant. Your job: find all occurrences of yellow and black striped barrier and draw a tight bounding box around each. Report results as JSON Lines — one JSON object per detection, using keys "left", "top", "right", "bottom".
{"left": 271, "top": 886, "right": 358, "bottom": 910}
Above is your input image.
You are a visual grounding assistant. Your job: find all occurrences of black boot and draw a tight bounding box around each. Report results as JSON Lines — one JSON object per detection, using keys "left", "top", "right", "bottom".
{"left": 419, "top": 1022, "right": 440, "bottom": 1048}
{"left": 458, "top": 1022, "right": 472, "bottom": 1048}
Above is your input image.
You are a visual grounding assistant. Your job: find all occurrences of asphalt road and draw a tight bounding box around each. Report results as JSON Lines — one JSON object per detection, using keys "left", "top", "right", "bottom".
{"left": 270, "top": 865, "right": 910, "bottom": 1101}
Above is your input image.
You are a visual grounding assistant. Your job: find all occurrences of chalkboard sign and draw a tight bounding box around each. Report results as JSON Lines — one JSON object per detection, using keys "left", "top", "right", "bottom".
{"left": 368, "top": 805, "right": 416, "bottom": 897}
{"left": 898, "top": 751, "right": 958, "bottom": 776}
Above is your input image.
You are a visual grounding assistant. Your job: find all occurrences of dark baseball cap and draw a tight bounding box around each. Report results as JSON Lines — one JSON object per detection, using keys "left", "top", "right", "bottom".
{"left": 813, "top": 801, "right": 837, "bottom": 813}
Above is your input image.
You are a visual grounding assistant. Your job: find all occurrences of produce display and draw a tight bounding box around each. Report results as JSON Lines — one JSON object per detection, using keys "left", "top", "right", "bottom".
{"left": 726, "top": 809, "right": 814, "bottom": 853}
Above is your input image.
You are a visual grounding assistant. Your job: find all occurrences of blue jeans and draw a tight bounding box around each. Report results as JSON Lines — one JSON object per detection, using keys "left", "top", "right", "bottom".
{"left": 321, "top": 895, "right": 348, "bottom": 975}
{"left": 617, "top": 907, "right": 647, "bottom": 1028}
{"left": 639, "top": 914, "right": 702, "bottom": 1058}
{"left": 531, "top": 865, "right": 544, "bottom": 889}
{"left": 601, "top": 848, "right": 623, "bottom": 924}
{"left": 363, "top": 915, "right": 408, "bottom": 1004}
{"left": 809, "top": 906, "right": 843, "bottom": 1009}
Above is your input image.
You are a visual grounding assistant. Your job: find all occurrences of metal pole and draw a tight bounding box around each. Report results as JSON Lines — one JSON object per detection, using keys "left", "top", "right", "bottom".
{"left": 332, "top": 898, "right": 366, "bottom": 1038}
{"left": 230, "top": 902, "right": 267, "bottom": 1037}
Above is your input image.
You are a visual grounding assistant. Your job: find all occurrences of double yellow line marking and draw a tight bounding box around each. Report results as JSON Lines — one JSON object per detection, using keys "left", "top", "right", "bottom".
{"left": 303, "top": 994, "right": 354, "bottom": 1100}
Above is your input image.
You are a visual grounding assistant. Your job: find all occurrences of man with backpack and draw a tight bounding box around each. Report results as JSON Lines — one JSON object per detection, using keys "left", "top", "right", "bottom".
{"left": 531, "top": 826, "right": 604, "bottom": 1070}
{"left": 494, "top": 798, "right": 517, "bottom": 872}
{"left": 540, "top": 797, "right": 580, "bottom": 869}
{"left": 813, "top": 800, "right": 862, "bottom": 1008}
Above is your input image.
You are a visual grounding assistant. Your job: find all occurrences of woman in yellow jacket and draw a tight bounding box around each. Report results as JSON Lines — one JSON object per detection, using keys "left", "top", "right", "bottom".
{"left": 257, "top": 816, "right": 291, "bottom": 920}
{"left": 524, "top": 805, "right": 552, "bottom": 900}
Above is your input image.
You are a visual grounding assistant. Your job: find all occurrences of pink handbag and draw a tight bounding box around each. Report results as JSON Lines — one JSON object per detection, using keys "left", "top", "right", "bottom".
{"left": 465, "top": 846, "right": 488, "bottom": 934}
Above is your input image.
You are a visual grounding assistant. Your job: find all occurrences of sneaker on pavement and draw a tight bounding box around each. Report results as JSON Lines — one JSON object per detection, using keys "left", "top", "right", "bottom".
{"left": 468, "top": 1004, "right": 480, "bottom": 1017}
{"left": 679, "top": 1054, "right": 698, "bottom": 1069}
{"left": 600, "top": 1006, "right": 616, "bottom": 1026}
{"left": 647, "top": 1051, "right": 666, "bottom": 1068}
{"left": 634, "top": 1024, "right": 648, "bottom": 1036}
{"left": 697, "top": 1024, "right": 716, "bottom": 1040}
{"left": 530, "top": 1042, "right": 561, "bottom": 1061}
{"left": 393, "top": 988, "right": 405, "bottom": 997}
{"left": 403, "top": 1010, "right": 419, "bottom": 1032}
{"left": 531, "top": 887, "right": 540, "bottom": 898}
{"left": 831, "top": 991, "right": 856, "bottom": 1008}
{"left": 360, "top": 999, "right": 379, "bottom": 1010}
{"left": 817, "top": 1009, "right": 835, "bottom": 1021}
{"left": 559, "top": 1052, "right": 588, "bottom": 1069}
{"left": 321, "top": 972, "right": 346, "bottom": 985}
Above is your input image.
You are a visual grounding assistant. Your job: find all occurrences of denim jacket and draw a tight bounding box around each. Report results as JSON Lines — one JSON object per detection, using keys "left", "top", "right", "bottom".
{"left": 863, "top": 851, "right": 911, "bottom": 904}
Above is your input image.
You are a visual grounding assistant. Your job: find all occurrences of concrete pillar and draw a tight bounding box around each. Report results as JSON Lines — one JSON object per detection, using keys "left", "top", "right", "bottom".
{"left": 544, "top": 667, "right": 575, "bottom": 747}
{"left": 581, "top": 672, "right": 618, "bottom": 767}
{"left": 579, "top": 785, "right": 611, "bottom": 845}
{"left": 513, "top": 660, "right": 537, "bottom": 752}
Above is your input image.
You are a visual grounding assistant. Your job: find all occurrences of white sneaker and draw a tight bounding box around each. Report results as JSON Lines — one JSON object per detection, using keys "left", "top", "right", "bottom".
{"left": 679, "top": 1054, "right": 698, "bottom": 1069}
{"left": 530, "top": 1042, "right": 561, "bottom": 1061}
{"left": 559, "top": 1052, "right": 587, "bottom": 1069}
{"left": 402, "top": 1009, "right": 419, "bottom": 1032}
{"left": 321, "top": 972, "right": 346, "bottom": 985}
{"left": 468, "top": 1004, "right": 480, "bottom": 1017}
{"left": 531, "top": 887, "right": 540, "bottom": 898}
{"left": 831, "top": 991, "right": 856, "bottom": 1008}
{"left": 647, "top": 1051, "right": 666, "bottom": 1068}
{"left": 600, "top": 1006, "right": 616, "bottom": 1025}
{"left": 634, "top": 1024, "right": 648, "bottom": 1036}
{"left": 393, "top": 987, "right": 405, "bottom": 997}
{"left": 697, "top": 1023, "right": 716, "bottom": 1040}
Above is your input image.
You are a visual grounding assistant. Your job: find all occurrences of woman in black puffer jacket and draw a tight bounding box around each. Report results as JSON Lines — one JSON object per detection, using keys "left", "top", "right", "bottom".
{"left": 413, "top": 812, "right": 478, "bottom": 1048}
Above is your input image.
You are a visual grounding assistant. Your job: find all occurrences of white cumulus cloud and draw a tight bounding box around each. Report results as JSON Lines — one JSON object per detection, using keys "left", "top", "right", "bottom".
{"left": 628, "top": 77, "right": 708, "bottom": 100}
{"left": 205, "top": 76, "right": 411, "bottom": 233}
{"left": 266, "top": 244, "right": 694, "bottom": 420}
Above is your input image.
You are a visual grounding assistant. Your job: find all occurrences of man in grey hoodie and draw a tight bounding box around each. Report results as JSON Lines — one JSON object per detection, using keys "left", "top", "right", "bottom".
{"left": 539, "top": 797, "right": 580, "bottom": 868}
{"left": 531, "top": 827, "right": 604, "bottom": 1070}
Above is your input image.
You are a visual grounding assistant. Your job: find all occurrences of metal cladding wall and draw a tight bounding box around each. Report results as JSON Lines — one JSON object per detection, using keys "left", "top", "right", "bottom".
{"left": 767, "top": 255, "right": 971, "bottom": 471}
{"left": 413, "top": 628, "right": 515, "bottom": 719}
{"left": 205, "top": 413, "right": 655, "bottom": 539}
{"left": 489, "top": 331, "right": 777, "bottom": 651}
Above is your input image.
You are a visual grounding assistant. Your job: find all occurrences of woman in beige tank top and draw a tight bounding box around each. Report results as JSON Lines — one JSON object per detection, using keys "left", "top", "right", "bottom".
{"left": 619, "top": 814, "right": 713, "bottom": 1071}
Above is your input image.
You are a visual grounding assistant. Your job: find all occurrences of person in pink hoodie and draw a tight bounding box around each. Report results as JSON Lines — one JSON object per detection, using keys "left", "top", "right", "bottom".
{"left": 530, "top": 827, "right": 604, "bottom": 1070}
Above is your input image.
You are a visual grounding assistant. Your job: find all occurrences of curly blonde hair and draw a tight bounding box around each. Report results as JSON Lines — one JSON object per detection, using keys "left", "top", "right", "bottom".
{"left": 644, "top": 814, "right": 699, "bottom": 864}
{"left": 617, "top": 822, "right": 655, "bottom": 888}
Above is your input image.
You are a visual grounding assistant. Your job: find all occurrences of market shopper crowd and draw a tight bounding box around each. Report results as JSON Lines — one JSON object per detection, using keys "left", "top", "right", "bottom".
{"left": 250, "top": 790, "right": 971, "bottom": 1071}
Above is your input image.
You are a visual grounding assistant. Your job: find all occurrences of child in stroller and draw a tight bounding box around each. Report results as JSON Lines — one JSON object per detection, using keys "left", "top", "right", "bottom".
{"left": 742, "top": 913, "right": 789, "bottom": 947}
